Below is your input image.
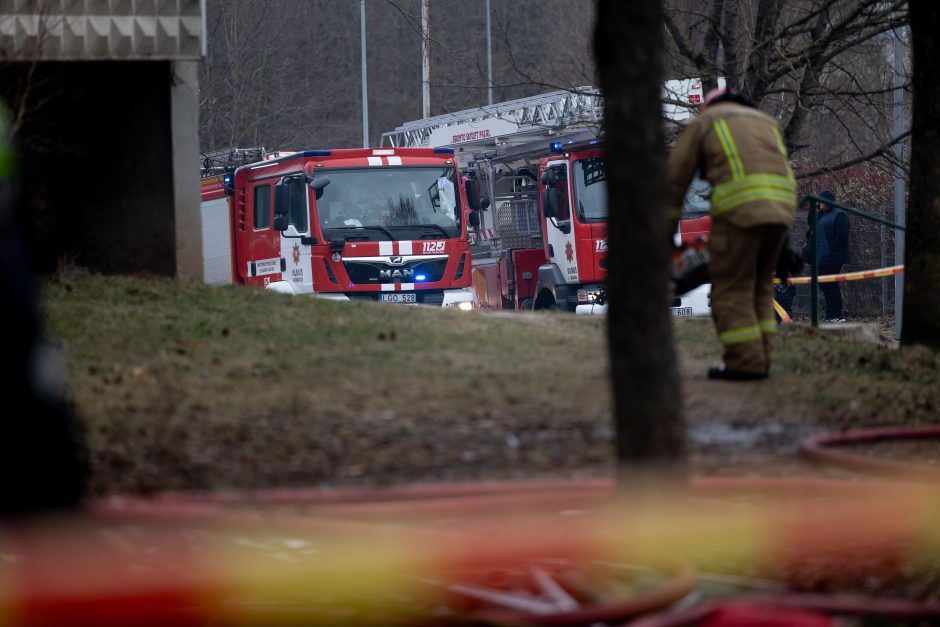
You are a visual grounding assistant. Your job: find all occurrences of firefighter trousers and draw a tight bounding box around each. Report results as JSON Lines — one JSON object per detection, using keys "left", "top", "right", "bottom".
{"left": 708, "top": 221, "right": 790, "bottom": 374}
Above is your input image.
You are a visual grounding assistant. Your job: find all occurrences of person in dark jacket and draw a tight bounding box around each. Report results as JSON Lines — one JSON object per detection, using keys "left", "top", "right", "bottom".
{"left": 809, "top": 189, "right": 850, "bottom": 322}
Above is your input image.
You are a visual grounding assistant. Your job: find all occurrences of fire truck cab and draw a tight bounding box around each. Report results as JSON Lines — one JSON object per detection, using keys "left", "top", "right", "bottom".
{"left": 199, "top": 147, "right": 474, "bottom": 308}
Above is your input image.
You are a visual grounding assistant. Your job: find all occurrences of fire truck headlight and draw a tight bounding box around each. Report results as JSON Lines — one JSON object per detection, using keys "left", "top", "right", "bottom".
{"left": 457, "top": 301, "right": 473, "bottom": 311}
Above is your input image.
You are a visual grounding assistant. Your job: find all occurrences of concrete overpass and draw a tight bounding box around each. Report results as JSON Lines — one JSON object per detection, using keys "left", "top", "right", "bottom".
{"left": 0, "top": 1, "right": 204, "bottom": 279}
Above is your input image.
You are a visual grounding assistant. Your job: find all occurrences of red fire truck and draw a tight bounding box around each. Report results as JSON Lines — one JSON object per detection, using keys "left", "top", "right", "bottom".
{"left": 199, "top": 147, "right": 474, "bottom": 308}
{"left": 381, "top": 86, "right": 713, "bottom": 315}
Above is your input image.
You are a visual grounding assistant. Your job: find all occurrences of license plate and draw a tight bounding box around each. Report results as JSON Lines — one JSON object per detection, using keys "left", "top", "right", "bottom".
{"left": 380, "top": 293, "right": 417, "bottom": 303}
{"left": 671, "top": 306, "right": 693, "bottom": 317}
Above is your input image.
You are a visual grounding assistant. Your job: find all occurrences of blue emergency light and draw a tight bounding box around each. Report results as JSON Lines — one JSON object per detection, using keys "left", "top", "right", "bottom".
{"left": 416, "top": 274, "right": 427, "bottom": 281}
{"left": 550, "top": 141, "right": 563, "bottom": 153}
{"left": 222, "top": 171, "right": 235, "bottom": 196}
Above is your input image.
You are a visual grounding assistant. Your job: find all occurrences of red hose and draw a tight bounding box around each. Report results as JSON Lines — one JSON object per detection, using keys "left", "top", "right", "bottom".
{"left": 800, "top": 425, "right": 940, "bottom": 481}
{"left": 469, "top": 563, "right": 697, "bottom": 626}
{"left": 627, "top": 591, "right": 940, "bottom": 626}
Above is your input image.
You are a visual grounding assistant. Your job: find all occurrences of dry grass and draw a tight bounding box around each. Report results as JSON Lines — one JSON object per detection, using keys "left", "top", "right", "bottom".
{"left": 41, "top": 273, "right": 940, "bottom": 495}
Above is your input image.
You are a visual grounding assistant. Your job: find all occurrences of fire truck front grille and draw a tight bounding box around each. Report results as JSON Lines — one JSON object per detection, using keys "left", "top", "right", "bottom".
{"left": 342, "top": 258, "right": 449, "bottom": 285}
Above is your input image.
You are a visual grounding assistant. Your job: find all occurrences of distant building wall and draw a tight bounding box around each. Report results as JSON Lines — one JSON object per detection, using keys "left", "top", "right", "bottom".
{"left": 0, "top": 1, "right": 203, "bottom": 277}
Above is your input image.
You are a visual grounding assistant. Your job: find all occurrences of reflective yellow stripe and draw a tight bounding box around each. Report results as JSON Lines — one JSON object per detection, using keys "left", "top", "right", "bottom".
{"left": 713, "top": 118, "right": 744, "bottom": 180}
{"left": 711, "top": 173, "right": 796, "bottom": 215}
{"left": 760, "top": 318, "right": 777, "bottom": 334}
{"left": 719, "top": 324, "right": 762, "bottom": 346}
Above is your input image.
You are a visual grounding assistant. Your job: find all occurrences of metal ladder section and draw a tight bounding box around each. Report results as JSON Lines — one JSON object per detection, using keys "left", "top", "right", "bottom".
{"left": 200, "top": 147, "right": 266, "bottom": 178}
{"left": 380, "top": 87, "right": 603, "bottom": 149}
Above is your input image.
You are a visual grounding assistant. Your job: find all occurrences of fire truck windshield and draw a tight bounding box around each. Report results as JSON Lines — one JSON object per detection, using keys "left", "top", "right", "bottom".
{"left": 317, "top": 166, "right": 461, "bottom": 240}
{"left": 572, "top": 157, "right": 607, "bottom": 223}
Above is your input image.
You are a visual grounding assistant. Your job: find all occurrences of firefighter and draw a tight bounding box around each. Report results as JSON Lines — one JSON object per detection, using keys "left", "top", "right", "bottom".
{"left": 667, "top": 87, "right": 796, "bottom": 380}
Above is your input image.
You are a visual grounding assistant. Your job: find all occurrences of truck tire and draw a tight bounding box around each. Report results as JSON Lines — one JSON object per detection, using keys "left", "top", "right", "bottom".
{"left": 534, "top": 290, "right": 556, "bottom": 311}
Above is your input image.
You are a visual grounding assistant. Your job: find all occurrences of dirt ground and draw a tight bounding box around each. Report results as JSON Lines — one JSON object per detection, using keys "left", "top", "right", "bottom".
{"left": 671, "top": 315, "right": 940, "bottom": 479}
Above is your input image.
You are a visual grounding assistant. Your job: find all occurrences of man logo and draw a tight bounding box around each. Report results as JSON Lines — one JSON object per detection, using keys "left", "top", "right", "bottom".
{"left": 388, "top": 256, "right": 404, "bottom": 265}
{"left": 380, "top": 268, "right": 414, "bottom": 280}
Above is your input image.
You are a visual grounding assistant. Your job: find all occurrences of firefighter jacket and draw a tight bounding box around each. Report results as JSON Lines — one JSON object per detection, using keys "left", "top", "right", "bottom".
{"left": 667, "top": 101, "right": 796, "bottom": 230}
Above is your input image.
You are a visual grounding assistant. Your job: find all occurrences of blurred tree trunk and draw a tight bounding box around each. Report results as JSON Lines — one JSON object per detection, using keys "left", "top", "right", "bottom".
{"left": 594, "top": 1, "right": 686, "bottom": 485}
{"left": 901, "top": 2, "right": 940, "bottom": 350}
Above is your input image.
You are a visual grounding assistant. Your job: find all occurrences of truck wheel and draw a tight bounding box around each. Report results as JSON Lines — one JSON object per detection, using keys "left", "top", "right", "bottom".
{"left": 534, "top": 291, "right": 556, "bottom": 311}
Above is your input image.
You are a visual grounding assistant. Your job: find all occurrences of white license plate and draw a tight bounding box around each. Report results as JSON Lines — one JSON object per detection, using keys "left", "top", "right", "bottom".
{"left": 671, "top": 306, "right": 693, "bottom": 317}
{"left": 380, "top": 293, "right": 417, "bottom": 303}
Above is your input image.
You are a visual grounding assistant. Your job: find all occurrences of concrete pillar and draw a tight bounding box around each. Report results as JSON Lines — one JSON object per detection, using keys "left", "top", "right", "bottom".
{"left": 170, "top": 60, "right": 202, "bottom": 281}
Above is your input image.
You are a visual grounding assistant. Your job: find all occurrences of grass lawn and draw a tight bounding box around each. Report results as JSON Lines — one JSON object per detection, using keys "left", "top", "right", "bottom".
{"left": 41, "top": 273, "right": 940, "bottom": 494}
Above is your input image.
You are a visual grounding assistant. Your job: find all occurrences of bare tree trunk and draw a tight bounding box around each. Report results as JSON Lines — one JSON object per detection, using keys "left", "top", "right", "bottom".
{"left": 744, "top": 0, "right": 784, "bottom": 103}
{"left": 700, "top": 0, "right": 725, "bottom": 93}
{"left": 720, "top": 0, "right": 741, "bottom": 88}
{"left": 594, "top": 0, "right": 686, "bottom": 487}
{"left": 902, "top": 1, "right": 940, "bottom": 350}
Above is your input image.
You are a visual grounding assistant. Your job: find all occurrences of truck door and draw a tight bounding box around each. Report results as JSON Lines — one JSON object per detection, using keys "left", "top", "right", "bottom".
{"left": 278, "top": 177, "right": 314, "bottom": 294}
{"left": 542, "top": 160, "right": 578, "bottom": 284}
{"left": 244, "top": 183, "right": 282, "bottom": 287}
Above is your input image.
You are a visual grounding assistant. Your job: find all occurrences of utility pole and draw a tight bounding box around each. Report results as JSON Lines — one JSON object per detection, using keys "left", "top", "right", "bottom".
{"left": 893, "top": 26, "right": 905, "bottom": 339}
{"left": 421, "top": 0, "right": 430, "bottom": 118}
{"left": 360, "top": 0, "right": 369, "bottom": 148}
{"left": 486, "top": 0, "right": 493, "bottom": 106}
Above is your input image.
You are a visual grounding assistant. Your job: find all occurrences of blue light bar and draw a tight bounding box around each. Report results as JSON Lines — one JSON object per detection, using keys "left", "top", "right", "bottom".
{"left": 302, "top": 150, "right": 332, "bottom": 157}
{"left": 222, "top": 173, "right": 233, "bottom": 185}
{"left": 434, "top": 147, "right": 455, "bottom": 154}
{"left": 550, "top": 141, "right": 563, "bottom": 153}
{"left": 415, "top": 274, "right": 427, "bottom": 281}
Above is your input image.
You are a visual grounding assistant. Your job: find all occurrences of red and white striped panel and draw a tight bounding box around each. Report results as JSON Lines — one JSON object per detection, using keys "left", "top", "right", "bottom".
{"left": 469, "top": 229, "right": 496, "bottom": 244}
{"left": 367, "top": 154, "right": 404, "bottom": 166}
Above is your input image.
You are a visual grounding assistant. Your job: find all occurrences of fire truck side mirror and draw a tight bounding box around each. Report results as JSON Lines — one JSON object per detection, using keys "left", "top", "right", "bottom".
{"left": 464, "top": 178, "right": 480, "bottom": 210}
{"left": 543, "top": 188, "right": 558, "bottom": 219}
{"left": 274, "top": 182, "right": 290, "bottom": 218}
{"left": 468, "top": 210, "right": 480, "bottom": 229}
{"left": 480, "top": 196, "right": 490, "bottom": 211}
{"left": 306, "top": 174, "right": 331, "bottom": 200}
{"left": 540, "top": 169, "right": 557, "bottom": 187}
{"left": 273, "top": 215, "right": 288, "bottom": 232}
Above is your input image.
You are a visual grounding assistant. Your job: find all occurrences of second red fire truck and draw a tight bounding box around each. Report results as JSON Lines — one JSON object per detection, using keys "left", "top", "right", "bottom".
{"left": 381, "top": 86, "right": 713, "bottom": 315}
